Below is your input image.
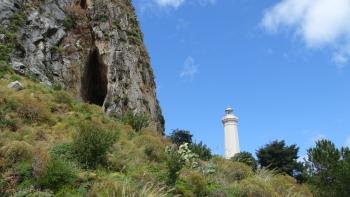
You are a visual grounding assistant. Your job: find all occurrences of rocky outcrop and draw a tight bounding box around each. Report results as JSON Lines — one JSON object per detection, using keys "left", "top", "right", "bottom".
{"left": 0, "top": 0, "right": 164, "bottom": 133}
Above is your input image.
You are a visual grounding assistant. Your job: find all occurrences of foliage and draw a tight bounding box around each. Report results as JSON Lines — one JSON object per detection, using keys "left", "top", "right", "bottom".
{"left": 231, "top": 151, "right": 257, "bottom": 170}
{"left": 49, "top": 143, "right": 75, "bottom": 162}
{"left": 212, "top": 157, "right": 253, "bottom": 184}
{"left": 169, "top": 129, "right": 193, "bottom": 146}
{"left": 256, "top": 140, "right": 303, "bottom": 178}
{"left": 306, "top": 139, "right": 350, "bottom": 196}
{"left": 72, "top": 122, "right": 118, "bottom": 169}
{"left": 165, "top": 146, "right": 184, "bottom": 185}
{"left": 0, "top": 141, "right": 34, "bottom": 166}
{"left": 121, "top": 111, "right": 150, "bottom": 132}
{"left": 37, "top": 158, "right": 78, "bottom": 192}
{"left": 189, "top": 141, "right": 212, "bottom": 161}
{"left": 62, "top": 15, "right": 76, "bottom": 30}
{"left": 0, "top": 77, "right": 314, "bottom": 196}
{"left": 15, "top": 96, "right": 51, "bottom": 124}
{"left": 175, "top": 168, "right": 208, "bottom": 196}
{"left": 14, "top": 187, "right": 53, "bottom": 197}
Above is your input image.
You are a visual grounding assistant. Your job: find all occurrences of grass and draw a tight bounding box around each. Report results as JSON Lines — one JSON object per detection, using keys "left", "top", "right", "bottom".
{"left": 0, "top": 76, "right": 313, "bottom": 196}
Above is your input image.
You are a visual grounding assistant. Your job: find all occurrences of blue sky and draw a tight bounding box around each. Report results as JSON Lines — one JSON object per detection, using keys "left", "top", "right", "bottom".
{"left": 132, "top": 0, "right": 350, "bottom": 157}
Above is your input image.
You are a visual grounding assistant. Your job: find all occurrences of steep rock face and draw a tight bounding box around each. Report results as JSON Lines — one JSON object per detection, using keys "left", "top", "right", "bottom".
{"left": 0, "top": 0, "right": 164, "bottom": 133}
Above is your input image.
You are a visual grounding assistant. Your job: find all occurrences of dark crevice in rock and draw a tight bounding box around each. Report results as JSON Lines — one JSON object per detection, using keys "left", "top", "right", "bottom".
{"left": 81, "top": 47, "right": 108, "bottom": 106}
{"left": 80, "top": 0, "right": 87, "bottom": 9}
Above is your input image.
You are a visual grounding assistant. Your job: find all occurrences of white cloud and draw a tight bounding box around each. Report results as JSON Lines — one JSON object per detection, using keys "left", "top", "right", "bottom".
{"left": 180, "top": 56, "right": 198, "bottom": 79}
{"left": 153, "top": 0, "right": 185, "bottom": 8}
{"left": 262, "top": 0, "right": 350, "bottom": 68}
{"left": 138, "top": 0, "right": 216, "bottom": 10}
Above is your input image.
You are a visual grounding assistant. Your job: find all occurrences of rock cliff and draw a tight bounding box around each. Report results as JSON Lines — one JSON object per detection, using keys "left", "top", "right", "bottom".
{"left": 0, "top": 0, "right": 164, "bottom": 133}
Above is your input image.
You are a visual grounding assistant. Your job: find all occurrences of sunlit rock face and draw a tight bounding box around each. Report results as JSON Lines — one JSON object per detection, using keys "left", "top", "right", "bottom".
{"left": 0, "top": 0, "right": 164, "bottom": 133}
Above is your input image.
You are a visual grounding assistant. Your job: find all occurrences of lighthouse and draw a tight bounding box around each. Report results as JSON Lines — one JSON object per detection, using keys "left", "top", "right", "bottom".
{"left": 222, "top": 107, "right": 240, "bottom": 159}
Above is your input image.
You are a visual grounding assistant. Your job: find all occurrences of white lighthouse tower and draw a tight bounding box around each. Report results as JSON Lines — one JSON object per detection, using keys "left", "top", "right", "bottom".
{"left": 222, "top": 107, "right": 240, "bottom": 159}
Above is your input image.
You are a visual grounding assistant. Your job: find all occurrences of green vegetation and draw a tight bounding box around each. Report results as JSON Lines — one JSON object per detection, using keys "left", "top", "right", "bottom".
{"left": 232, "top": 151, "right": 258, "bottom": 170}
{"left": 0, "top": 73, "right": 344, "bottom": 196}
{"left": 169, "top": 129, "right": 193, "bottom": 146}
{"left": 306, "top": 139, "right": 350, "bottom": 196}
{"left": 257, "top": 140, "right": 303, "bottom": 180}
{"left": 189, "top": 141, "right": 212, "bottom": 161}
{"left": 121, "top": 110, "right": 149, "bottom": 132}
{"left": 72, "top": 122, "right": 118, "bottom": 168}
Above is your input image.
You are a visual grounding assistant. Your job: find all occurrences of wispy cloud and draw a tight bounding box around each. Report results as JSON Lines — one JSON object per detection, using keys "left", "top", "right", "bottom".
{"left": 137, "top": 0, "right": 217, "bottom": 11}
{"left": 261, "top": 0, "right": 350, "bottom": 69}
{"left": 180, "top": 56, "right": 198, "bottom": 79}
{"left": 154, "top": 0, "right": 185, "bottom": 8}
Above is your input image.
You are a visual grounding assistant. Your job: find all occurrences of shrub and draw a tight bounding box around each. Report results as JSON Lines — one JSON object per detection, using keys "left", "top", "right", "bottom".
{"left": 231, "top": 151, "right": 257, "bottom": 170}
{"left": 0, "top": 141, "right": 34, "bottom": 166}
{"left": 14, "top": 186, "right": 53, "bottom": 197}
{"left": 238, "top": 177, "right": 276, "bottom": 197}
{"left": 165, "top": 147, "right": 184, "bottom": 185}
{"left": 176, "top": 168, "right": 208, "bottom": 197}
{"left": 270, "top": 174, "right": 312, "bottom": 196}
{"left": 134, "top": 132, "right": 166, "bottom": 162}
{"left": 32, "top": 145, "right": 49, "bottom": 179}
{"left": 15, "top": 96, "right": 51, "bottom": 124}
{"left": 121, "top": 111, "right": 149, "bottom": 132}
{"left": 49, "top": 143, "right": 75, "bottom": 162}
{"left": 52, "top": 91, "right": 73, "bottom": 106}
{"left": 0, "top": 61, "right": 12, "bottom": 78}
{"left": 189, "top": 141, "right": 212, "bottom": 161}
{"left": 72, "top": 122, "right": 118, "bottom": 168}
{"left": 37, "top": 158, "right": 77, "bottom": 192}
{"left": 212, "top": 158, "right": 252, "bottom": 184}
{"left": 16, "top": 162, "right": 33, "bottom": 183}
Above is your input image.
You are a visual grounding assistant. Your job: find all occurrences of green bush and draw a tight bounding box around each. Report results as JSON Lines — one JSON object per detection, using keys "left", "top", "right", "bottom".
{"left": 16, "top": 162, "right": 33, "bottom": 183}
{"left": 14, "top": 186, "right": 53, "bottom": 197}
{"left": 0, "top": 141, "right": 34, "bottom": 166}
{"left": 189, "top": 141, "right": 212, "bottom": 161}
{"left": 52, "top": 91, "right": 73, "bottom": 106}
{"left": 72, "top": 122, "right": 118, "bottom": 168}
{"left": 176, "top": 168, "right": 208, "bottom": 197}
{"left": 37, "top": 158, "right": 77, "bottom": 192}
{"left": 238, "top": 177, "right": 276, "bottom": 197}
{"left": 231, "top": 151, "right": 257, "bottom": 170}
{"left": 165, "top": 147, "right": 184, "bottom": 185}
{"left": 213, "top": 158, "right": 252, "bottom": 184}
{"left": 49, "top": 143, "right": 75, "bottom": 162}
{"left": 0, "top": 61, "right": 12, "bottom": 78}
{"left": 121, "top": 111, "right": 149, "bottom": 132}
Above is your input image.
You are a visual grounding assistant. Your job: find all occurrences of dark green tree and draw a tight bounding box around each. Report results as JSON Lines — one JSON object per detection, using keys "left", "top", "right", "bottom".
{"left": 231, "top": 151, "right": 257, "bottom": 170}
{"left": 189, "top": 141, "right": 212, "bottom": 161}
{"left": 169, "top": 129, "right": 193, "bottom": 146}
{"left": 256, "top": 140, "right": 302, "bottom": 177}
{"left": 306, "top": 139, "right": 350, "bottom": 197}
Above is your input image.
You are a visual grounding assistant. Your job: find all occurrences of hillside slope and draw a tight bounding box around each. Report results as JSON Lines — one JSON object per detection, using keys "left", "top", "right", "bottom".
{"left": 0, "top": 73, "right": 312, "bottom": 196}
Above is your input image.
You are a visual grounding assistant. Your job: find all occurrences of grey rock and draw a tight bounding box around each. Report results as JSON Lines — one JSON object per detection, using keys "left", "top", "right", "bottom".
{"left": 7, "top": 81, "right": 24, "bottom": 91}
{"left": 2, "top": 0, "right": 164, "bottom": 133}
{"left": 12, "top": 61, "right": 26, "bottom": 75}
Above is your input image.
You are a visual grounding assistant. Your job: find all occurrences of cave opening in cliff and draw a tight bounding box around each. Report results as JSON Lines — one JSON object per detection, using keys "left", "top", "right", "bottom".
{"left": 80, "top": 0, "right": 87, "bottom": 9}
{"left": 81, "top": 47, "right": 108, "bottom": 106}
